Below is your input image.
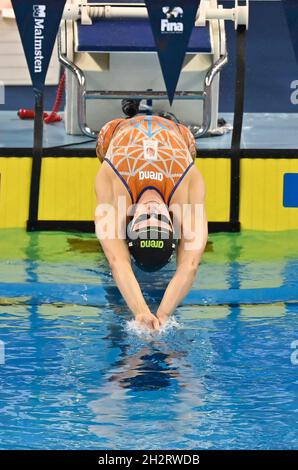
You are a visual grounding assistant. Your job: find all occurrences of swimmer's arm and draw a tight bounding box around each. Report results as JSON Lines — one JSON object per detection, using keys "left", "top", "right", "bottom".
{"left": 95, "top": 168, "right": 158, "bottom": 327}
{"left": 101, "top": 240, "right": 160, "bottom": 329}
{"left": 156, "top": 217, "right": 207, "bottom": 323}
{"left": 156, "top": 170, "right": 208, "bottom": 323}
{"left": 100, "top": 237, "right": 153, "bottom": 319}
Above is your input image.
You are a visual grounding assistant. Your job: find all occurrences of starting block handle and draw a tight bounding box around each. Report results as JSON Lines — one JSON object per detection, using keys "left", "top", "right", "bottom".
{"left": 63, "top": 5, "right": 150, "bottom": 22}
{"left": 197, "top": 1, "right": 248, "bottom": 29}
{"left": 63, "top": 1, "right": 249, "bottom": 28}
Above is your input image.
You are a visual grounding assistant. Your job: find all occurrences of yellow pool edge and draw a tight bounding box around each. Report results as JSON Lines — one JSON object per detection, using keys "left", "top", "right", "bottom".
{"left": 0, "top": 156, "right": 298, "bottom": 230}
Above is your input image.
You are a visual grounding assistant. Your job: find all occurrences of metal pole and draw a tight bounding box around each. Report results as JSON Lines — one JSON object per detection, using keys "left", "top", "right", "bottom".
{"left": 230, "top": 25, "right": 246, "bottom": 231}
{"left": 27, "top": 90, "right": 44, "bottom": 231}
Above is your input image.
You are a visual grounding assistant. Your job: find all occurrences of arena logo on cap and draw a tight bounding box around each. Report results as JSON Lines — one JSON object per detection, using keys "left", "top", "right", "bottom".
{"left": 33, "top": 5, "right": 46, "bottom": 73}
{"left": 141, "top": 240, "right": 165, "bottom": 249}
{"left": 161, "top": 6, "right": 184, "bottom": 33}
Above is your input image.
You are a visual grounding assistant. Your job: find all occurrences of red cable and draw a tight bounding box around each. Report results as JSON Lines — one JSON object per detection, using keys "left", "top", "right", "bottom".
{"left": 17, "top": 72, "right": 65, "bottom": 124}
{"left": 18, "top": 110, "right": 49, "bottom": 119}
{"left": 44, "top": 72, "right": 65, "bottom": 124}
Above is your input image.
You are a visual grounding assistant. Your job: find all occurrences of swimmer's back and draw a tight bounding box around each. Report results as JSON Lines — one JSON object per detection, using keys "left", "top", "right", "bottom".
{"left": 96, "top": 115, "right": 197, "bottom": 162}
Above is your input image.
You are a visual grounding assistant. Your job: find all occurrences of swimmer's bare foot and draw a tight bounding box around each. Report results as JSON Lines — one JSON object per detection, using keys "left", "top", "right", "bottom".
{"left": 135, "top": 312, "right": 160, "bottom": 331}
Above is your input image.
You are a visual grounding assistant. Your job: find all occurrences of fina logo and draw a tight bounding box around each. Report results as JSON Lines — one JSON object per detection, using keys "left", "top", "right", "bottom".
{"left": 33, "top": 5, "right": 46, "bottom": 73}
{"left": 161, "top": 6, "right": 184, "bottom": 33}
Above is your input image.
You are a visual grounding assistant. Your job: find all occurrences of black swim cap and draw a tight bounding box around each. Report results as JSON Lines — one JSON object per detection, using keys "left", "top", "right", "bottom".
{"left": 127, "top": 226, "right": 177, "bottom": 272}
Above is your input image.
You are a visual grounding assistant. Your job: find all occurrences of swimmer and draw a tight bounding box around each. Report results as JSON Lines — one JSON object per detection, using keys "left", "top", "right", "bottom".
{"left": 95, "top": 115, "right": 208, "bottom": 331}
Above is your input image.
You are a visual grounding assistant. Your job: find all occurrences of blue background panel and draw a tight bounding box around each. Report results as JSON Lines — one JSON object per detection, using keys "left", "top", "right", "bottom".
{"left": 78, "top": 19, "right": 211, "bottom": 53}
{"left": 283, "top": 173, "right": 298, "bottom": 207}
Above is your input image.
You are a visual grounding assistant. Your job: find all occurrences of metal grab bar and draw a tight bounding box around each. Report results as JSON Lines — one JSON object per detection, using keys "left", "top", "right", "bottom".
{"left": 58, "top": 30, "right": 95, "bottom": 138}
{"left": 63, "top": 1, "right": 249, "bottom": 29}
{"left": 85, "top": 91, "right": 206, "bottom": 100}
{"left": 58, "top": 29, "right": 228, "bottom": 139}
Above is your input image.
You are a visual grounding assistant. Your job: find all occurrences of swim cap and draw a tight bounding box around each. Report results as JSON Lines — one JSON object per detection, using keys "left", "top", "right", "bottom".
{"left": 127, "top": 225, "right": 177, "bottom": 272}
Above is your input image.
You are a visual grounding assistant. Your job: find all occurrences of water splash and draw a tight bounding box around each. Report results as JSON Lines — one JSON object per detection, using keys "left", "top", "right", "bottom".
{"left": 126, "top": 316, "right": 180, "bottom": 339}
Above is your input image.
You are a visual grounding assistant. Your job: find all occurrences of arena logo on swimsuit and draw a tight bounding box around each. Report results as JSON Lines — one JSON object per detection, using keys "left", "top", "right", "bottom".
{"left": 139, "top": 171, "right": 164, "bottom": 181}
{"left": 161, "top": 6, "right": 184, "bottom": 33}
{"left": 33, "top": 5, "right": 46, "bottom": 73}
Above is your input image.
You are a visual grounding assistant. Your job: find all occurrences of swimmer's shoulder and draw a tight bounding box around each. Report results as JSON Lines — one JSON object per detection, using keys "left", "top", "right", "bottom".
{"left": 171, "top": 163, "right": 205, "bottom": 204}
{"left": 181, "top": 161, "right": 204, "bottom": 188}
{"left": 98, "top": 159, "right": 119, "bottom": 187}
{"left": 98, "top": 159, "right": 131, "bottom": 201}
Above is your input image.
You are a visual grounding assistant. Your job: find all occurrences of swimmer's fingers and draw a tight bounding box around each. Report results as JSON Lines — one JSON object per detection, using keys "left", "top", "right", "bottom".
{"left": 152, "top": 316, "right": 160, "bottom": 331}
{"left": 144, "top": 314, "right": 160, "bottom": 331}
{"left": 135, "top": 313, "right": 160, "bottom": 331}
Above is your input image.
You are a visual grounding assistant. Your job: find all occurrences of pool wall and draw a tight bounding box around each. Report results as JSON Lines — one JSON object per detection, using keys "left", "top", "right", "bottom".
{"left": 0, "top": 154, "right": 298, "bottom": 231}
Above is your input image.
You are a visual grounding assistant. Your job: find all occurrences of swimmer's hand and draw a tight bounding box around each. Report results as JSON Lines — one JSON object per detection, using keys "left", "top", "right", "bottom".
{"left": 135, "top": 312, "right": 160, "bottom": 331}
{"left": 156, "top": 310, "right": 170, "bottom": 327}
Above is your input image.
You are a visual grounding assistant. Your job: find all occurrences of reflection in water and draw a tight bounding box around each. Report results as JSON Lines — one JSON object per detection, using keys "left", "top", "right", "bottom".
{"left": 109, "top": 348, "right": 179, "bottom": 391}
{"left": 88, "top": 313, "right": 206, "bottom": 447}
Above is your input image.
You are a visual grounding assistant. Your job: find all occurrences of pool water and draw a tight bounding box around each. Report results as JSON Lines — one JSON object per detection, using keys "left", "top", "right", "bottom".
{"left": 0, "top": 229, "right": 297, "bottom": 450}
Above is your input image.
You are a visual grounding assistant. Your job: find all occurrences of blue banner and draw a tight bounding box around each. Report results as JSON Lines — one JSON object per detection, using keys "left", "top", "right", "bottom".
{"left": 145, "top": 0, "right": 201, "bottom": 104}
{"left": 282, "top": 0, "right": 298, "bottom": 65}
{"left": 283, "top": 173, "right": 298, "bottom": 207}
{"left": 11, "top": 0, "right": 66, "bottom": 93}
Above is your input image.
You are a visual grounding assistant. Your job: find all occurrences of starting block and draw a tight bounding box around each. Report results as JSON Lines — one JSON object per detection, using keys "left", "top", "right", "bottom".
{"left": 59, "top": 0, "right": 249, "bottom": 137}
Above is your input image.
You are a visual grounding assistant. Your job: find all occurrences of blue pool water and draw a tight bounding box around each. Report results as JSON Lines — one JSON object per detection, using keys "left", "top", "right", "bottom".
{"left": 0, "top": 230, "right": 297, "bottom": 450}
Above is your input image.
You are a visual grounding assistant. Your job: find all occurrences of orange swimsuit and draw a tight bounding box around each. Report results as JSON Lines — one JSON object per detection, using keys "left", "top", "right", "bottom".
{"left": 96, "top": 115, "right": 196, "bottom": 204}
